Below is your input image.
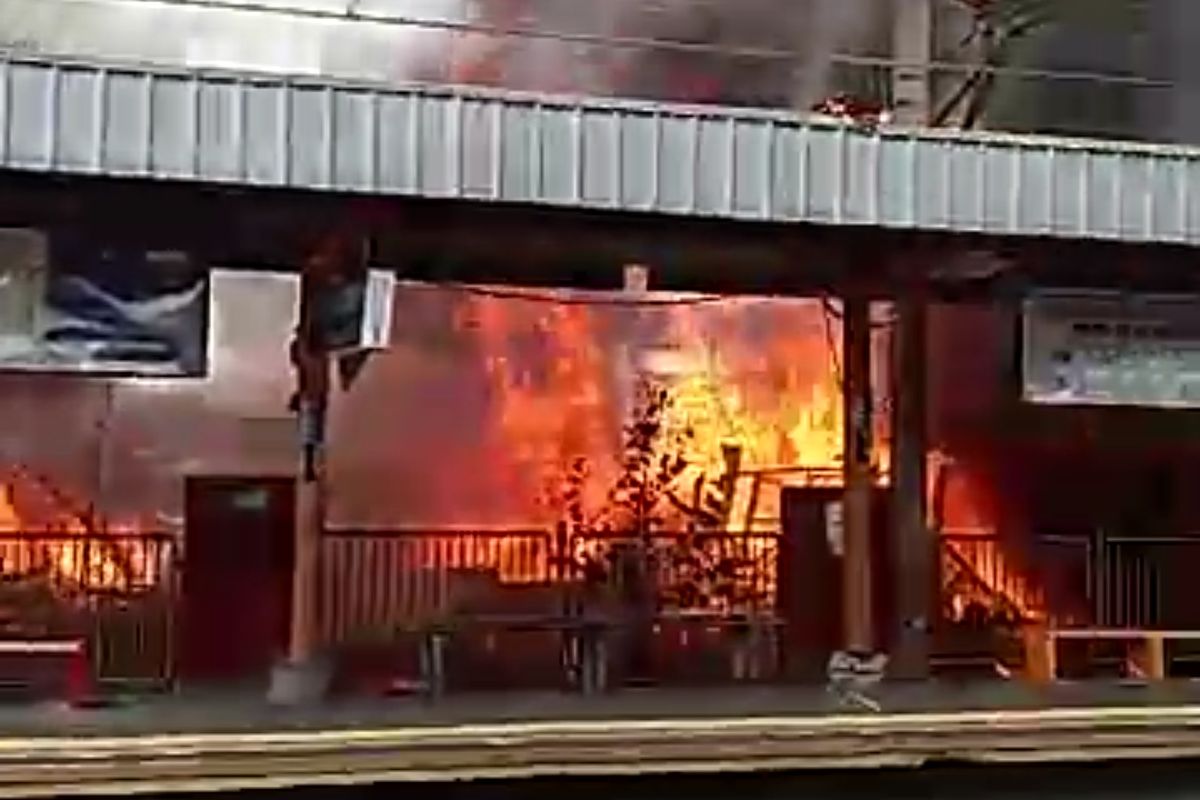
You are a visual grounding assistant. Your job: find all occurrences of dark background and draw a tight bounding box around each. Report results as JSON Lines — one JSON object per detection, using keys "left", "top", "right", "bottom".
{"left": 77, "top": 761, "right": 1200, "bottom": 800}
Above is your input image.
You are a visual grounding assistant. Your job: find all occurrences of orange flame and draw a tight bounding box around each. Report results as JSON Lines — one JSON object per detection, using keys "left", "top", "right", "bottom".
{"left": 456, "top": 293, "right": 879, "bottom": 531}
{"left": 0, "top": 471, "right": 159, "bottom": 594}
{"left": 446, "top": 292, "right": 900, "bottom": 603}
{"left": 932, "top": 452, "right": 1045, "bottom": 622}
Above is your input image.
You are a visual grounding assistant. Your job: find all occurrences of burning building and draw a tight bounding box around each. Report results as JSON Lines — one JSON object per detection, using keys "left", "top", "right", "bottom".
{"left": 0, "top": 256, "right": 1041, "bottom": 687}
{"left": 0, "top": 5, "right": 1197, "bottom": 694}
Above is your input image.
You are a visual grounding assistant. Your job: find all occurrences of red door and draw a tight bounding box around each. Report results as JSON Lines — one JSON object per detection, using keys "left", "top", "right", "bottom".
{"left": 181, "top": 477, "right": 295, "bottom": 683}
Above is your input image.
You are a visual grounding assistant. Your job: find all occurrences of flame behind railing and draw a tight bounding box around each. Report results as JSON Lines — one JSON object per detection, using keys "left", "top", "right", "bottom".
{"left": 940, "top": 531, "right": 1046, "bottom": 624}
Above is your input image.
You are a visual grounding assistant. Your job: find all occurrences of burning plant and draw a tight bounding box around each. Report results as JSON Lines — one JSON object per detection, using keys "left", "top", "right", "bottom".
{"left": 556, "top": 379, "right": 772, "bottom": 615}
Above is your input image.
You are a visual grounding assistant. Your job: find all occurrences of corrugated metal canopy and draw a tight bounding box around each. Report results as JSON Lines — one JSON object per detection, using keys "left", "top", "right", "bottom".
{"left": 3, "top": 54, "right": 1200, "bottom": 247}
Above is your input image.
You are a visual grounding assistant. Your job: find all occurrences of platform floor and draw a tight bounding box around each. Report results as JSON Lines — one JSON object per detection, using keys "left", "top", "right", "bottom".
{"left": 8, "top": 678, "right": 1200, "bottom": 734}
{"left": 6, "top": 681, "right": 1200, "bottom": 796}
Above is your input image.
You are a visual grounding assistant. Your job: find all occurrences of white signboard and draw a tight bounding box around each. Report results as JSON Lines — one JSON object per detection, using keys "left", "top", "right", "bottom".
{"left": 1022, "top": 292, "right": 1200, "bottom": 408}
{"left": 358, "top": 269, "right": 396, "bottom": 351}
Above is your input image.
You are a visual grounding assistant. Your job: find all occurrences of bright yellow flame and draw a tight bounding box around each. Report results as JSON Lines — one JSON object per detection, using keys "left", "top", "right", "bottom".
{"left": 0, "top": 474, "right": 157, "bottom": 593}
{"left": 0, "top": 484, "right": 19, "bottom": 534}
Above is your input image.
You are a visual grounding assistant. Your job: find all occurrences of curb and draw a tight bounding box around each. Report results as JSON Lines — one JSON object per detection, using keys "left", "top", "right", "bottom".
{"left": 3, "top": 706, "right": 1200, "bottom": 796}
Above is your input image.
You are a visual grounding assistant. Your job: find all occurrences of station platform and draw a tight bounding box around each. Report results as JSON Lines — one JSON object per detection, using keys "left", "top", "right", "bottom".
{"left": 5, "top": 682, "right": 1200, "bottom": 797}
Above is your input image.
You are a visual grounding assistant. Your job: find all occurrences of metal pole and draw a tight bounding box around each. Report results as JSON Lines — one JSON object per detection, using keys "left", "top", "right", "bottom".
{"left": 891, "top": 296, "right": 931, "bottom": 678}
{"left": 842, "top": 295, "right": 874, "bottom": 653}
{"left": 892, "top": 0, "right": 932, "bottom": 125}
{"left": 270, "top": 239, "right": 336, "bottom": 705}
{"left": 290, "top": 395, "right": 327, "bottom": 665}
{"left": 888, "top": 0, "right": 932, "bottom": 678}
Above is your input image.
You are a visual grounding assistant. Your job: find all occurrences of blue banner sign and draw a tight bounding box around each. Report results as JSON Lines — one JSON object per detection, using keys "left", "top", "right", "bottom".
{"left": 0, "top": 228, "right": 209, "bottom": 377}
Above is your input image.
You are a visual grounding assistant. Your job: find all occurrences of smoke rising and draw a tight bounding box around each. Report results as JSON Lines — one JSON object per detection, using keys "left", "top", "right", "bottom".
{"left": 455, "top": 0, "right": 891, "bottom": 108}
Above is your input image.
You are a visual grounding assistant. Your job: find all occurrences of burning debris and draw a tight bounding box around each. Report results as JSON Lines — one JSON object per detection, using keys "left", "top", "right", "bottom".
{"left": 811, "top": 93, "right": 893, "bottom": 129}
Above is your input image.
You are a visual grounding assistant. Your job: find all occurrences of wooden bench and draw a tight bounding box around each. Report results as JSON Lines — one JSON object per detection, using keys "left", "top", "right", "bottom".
{"left": 1026, "top": 627, "right": 1200, "bottom": 681}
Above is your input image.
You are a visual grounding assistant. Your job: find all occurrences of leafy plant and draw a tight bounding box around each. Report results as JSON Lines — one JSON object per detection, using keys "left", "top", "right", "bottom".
{"left": 555, "top": 379, "right": 766, "bottom": 613}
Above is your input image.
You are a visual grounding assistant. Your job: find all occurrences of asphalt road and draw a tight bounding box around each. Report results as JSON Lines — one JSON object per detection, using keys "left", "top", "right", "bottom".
{"left": 70, "top": 761, "right": 1200, "bottom": 800}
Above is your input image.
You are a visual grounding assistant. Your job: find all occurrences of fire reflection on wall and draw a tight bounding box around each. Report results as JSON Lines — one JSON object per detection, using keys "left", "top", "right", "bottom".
{"left": 0, "top": 274, "right": 897, "bottom": 531}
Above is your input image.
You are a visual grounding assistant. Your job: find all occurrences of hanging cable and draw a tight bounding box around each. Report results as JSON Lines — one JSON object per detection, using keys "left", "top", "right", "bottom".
{"left": 96, "top": 0, "right": 1173, "bottom": 91}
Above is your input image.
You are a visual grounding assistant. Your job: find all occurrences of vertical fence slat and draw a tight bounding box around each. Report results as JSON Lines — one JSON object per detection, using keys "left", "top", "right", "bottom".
{"left": 315, "top": 529, "right": 785, "bottom": 657}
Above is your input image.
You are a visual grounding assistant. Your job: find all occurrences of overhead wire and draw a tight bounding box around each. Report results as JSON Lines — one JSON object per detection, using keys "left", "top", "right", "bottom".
{"left": 104, "top": 0, "right": 1174, "bottom": 90}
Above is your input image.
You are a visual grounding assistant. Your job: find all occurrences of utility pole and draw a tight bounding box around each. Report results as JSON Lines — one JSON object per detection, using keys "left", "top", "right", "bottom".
{"left": 270, "top": 236, "right": 338, "bottom": 705}
{"left": 270, "top": 226, "right": 388, "bottom": 705}
{"left": 890, "top": 0, "right": 934, "bottom": 679}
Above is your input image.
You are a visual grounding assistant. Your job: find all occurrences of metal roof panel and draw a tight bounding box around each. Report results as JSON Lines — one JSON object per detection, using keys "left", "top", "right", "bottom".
{"left": 4, "top": 54, "right": 1200, "bottom": 246}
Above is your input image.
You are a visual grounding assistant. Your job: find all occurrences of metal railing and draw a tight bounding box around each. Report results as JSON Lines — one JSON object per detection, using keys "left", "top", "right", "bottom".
{"left": 566, "top": 530, "right": 781, "bottom": 616}
{"left": 318, "top": 527, "right": 782, "bottom": 645}
{"left": 0, "top": 531, "right": 177, "bottom": 689}
{"left": 1081, "top": 534, "right": 1200, "bottom": 631}
{"left": 318, "top": 528, "right": 557, "bottom": 644}
{"left": 938, "top": 529, "right": 1200, "bottom": 634}
{"left": 321, "top": 525, "right": 1200, "bottom": 675}
{"left": 938, "top": 532, "right": 1045, "bottom": 626}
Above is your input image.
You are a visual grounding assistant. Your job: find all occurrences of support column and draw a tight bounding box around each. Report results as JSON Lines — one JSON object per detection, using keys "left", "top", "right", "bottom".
{"left": 892, "top": 0, "right": 932, "bottom": 125}
{"left": 842, "top": 296, "right": 874, "bottom": 653}
{"left": 884, "top": 0, "right": 932, "bottom": 665}
{"left": 891, "top": 296, "right": 931, "bottom": 679}
{"left": 290, "top": 384, "right": 327, "bottom": 666}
